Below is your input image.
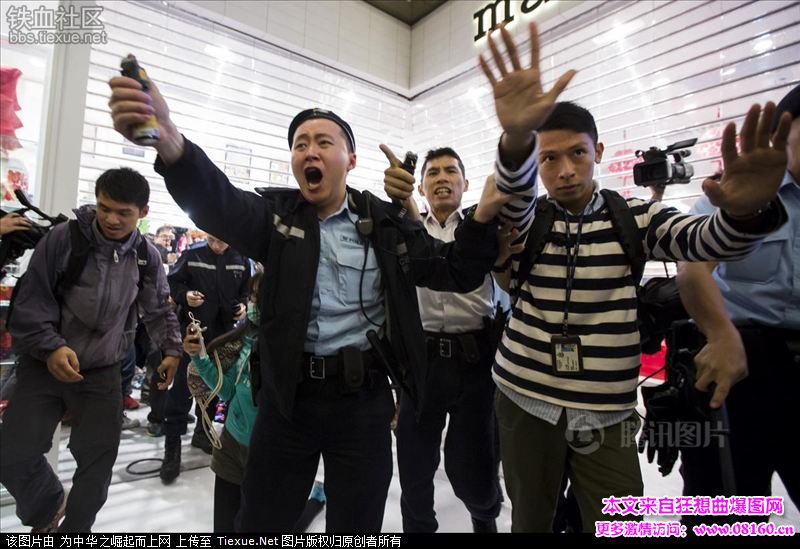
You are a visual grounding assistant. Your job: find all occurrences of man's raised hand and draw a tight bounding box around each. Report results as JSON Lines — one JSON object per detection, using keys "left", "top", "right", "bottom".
{"left": 479, "top": 22, "right": 576, "bottom": 149}
{"left": 380, "top": 144, "right": 421, "bottom": 220}
{"left": 703, "top": 102, "right": 791, "bottom": 218}
{"left": 474, "top": 174, "right": 515, "bottom": 224}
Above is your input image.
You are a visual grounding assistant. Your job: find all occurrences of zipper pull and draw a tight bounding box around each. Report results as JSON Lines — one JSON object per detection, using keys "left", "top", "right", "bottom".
{"left": 113, "top": 249, "right": 119, "bottom": 263}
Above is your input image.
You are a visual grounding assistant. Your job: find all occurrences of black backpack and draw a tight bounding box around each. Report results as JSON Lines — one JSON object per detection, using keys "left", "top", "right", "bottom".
{"left": 512, "top": 189, "right": 687, "bottom": 354}
{"left": 6, "top": 219, "right": 150, "bottom": 328}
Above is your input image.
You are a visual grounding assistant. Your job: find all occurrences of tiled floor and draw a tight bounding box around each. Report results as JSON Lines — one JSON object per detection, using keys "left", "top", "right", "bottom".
{"left": 1, "top": 388, "right": 798, "bottom": 533}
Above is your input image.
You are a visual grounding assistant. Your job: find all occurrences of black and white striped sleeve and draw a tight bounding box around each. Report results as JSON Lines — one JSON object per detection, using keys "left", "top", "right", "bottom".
{"left": 494, "top": 139, "right": 539, "bottom": 241}
{"left": 643, "top": 200, "right": 786, "bottom": 262}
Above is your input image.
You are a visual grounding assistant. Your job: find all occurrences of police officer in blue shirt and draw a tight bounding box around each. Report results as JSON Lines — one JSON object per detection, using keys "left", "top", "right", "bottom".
{"left": 108, "top": 68, "right": 543, "bottom": 529}
{"left": 677, "top": 84, "right": 800, "bottom": 524}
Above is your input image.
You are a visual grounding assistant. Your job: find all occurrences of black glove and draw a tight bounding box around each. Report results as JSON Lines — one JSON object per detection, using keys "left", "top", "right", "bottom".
{"left": 638, "top": 348, "right": 714, "bottom": 477}
{"left": 638, "top": 383, "right": 682, "bottom": 476}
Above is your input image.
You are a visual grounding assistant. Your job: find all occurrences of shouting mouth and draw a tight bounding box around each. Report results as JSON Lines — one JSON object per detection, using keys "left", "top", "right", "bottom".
{"left": 305, "top": 167, "right": 323, "bottom": 186}
{"left": 433, "top": 187, "right": 452, "bottom": 197}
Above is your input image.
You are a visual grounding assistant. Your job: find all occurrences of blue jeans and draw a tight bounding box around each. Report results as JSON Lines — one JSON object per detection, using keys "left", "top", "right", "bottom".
{"left": 120, "top": 344, "right": 135, "bottom": 398}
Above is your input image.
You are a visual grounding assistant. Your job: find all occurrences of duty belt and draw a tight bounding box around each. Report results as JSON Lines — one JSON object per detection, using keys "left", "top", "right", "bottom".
{"left": 300, "top": 350, "right": 377, "bottom": 380}
{"left": 737, "top": 326, "right": 800, "bottom": 358}
{"left": 424, "top": 330, "right": 486, "bottom": 362}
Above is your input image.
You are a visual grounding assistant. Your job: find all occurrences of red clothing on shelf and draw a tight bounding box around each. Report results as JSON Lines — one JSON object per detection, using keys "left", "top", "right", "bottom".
{"left": 0, "top": 66, "right": 24, "bottom": 152}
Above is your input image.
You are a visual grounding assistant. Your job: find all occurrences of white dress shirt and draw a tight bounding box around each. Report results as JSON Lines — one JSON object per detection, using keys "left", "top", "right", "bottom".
{"left": 416, "top": 209, "right": 495, "bottom": 333}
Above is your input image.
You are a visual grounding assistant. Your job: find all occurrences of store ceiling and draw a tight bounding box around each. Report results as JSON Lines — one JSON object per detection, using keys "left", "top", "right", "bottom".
{"left": 363, "top": 0, "right": 447, "bottom": 26}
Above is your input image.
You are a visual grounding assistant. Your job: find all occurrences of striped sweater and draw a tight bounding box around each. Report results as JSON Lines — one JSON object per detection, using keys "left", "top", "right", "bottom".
{"left": 493, "top": 143, "right": 779, "bottom": 411}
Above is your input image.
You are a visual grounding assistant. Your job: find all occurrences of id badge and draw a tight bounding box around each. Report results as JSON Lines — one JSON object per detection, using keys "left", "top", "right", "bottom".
{"left": 550, "top": 335, "right": 584, "bottom": 375}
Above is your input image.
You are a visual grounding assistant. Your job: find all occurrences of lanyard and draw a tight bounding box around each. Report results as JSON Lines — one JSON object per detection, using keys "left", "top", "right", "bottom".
{"left": 561, "top": 195, "right": 597, "bottom": 336}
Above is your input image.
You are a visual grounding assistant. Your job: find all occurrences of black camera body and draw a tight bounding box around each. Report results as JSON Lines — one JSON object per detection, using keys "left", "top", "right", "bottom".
{"left": 633, "top": 137, "right": 698, "bottom": 187}
{"left": 1, "top": 189, "right": 68, "bottom": 275}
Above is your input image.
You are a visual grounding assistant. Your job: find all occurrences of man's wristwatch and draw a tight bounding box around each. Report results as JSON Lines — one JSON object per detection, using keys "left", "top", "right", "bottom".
{"left": 725, "top": 201, "right": 774, "bottom": 220}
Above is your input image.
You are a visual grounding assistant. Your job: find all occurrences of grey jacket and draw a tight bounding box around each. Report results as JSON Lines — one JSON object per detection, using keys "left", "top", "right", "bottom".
{"left": 10, "top": 205, "right": 182, "bottom": 369}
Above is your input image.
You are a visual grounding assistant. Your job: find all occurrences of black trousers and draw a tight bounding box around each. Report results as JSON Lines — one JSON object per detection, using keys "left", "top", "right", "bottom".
{"left": 146, "top": 359, "right": 168, "bottom": 425}
{"left": 214, "top": 475, "right": 241, "bottom": 533}
{"left": 0, "top": 358, "right": 122, "bottom": 532}
{"left": 395, "top": 333, "right": 501, "bottom": 532}
{"left": 236, "top": 370, "right": 394, "bottom": 532}
{"left": 161, "top": 353, "right": 216, "bottom": 437}
{"left": 162, "top": 353, "right": 193, "bottom": 437}
{"left": 680, "top": 327, "right": 800, "bottom": 526}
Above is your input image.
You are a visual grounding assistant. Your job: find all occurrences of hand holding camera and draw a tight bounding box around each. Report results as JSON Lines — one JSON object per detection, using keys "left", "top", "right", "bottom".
{"left": 232, "top": 302, "right": 246, "bottom": 321}
{"left": 186, "top": 290, "right": 205, "bottom": 307}
{"left": 184, "top": 312, "right": 207, "bottom": 358}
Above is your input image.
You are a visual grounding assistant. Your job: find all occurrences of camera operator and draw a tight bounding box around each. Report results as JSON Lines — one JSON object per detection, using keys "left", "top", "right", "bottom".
{"left": 1, "top": 204, "right": 47, "bottom": 277}
{"left": 0, "top": 211, "right": 32, "bottom": 236}
{"left": 676, "top": 84, "right": 800, "bottom": 525}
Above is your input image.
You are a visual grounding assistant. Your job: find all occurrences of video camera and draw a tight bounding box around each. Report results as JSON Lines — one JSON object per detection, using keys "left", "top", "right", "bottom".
{"left": 633, "top": 137, "right": 698, "bottom": 187}
{"left": 0, "top": 189, "right": 68, "bottom": 274}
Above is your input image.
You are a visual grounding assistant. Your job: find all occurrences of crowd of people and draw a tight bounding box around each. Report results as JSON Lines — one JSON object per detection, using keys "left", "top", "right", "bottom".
{"left": 0, "top": 21, "right": 797, "bottom": 534}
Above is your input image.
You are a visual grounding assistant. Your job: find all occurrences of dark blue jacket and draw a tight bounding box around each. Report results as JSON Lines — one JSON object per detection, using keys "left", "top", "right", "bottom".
{"left": 168, "top": 242, "right": 250, "bottom": 341}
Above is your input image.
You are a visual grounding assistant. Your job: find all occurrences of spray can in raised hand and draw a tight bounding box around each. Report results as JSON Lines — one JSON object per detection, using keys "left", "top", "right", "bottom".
{"left": 119, "top": 54, "right": 160, "bottom": 145}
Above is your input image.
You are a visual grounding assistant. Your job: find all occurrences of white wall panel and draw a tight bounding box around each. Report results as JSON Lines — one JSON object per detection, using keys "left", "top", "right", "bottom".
{"left": 175, "top": 0, "right": 412, "bottom": 90}
{"left": 224, "top": 1, "right": 268, "bottom": 27}
{"left": 304, "top": 2, "right": 339, "bottom": 59}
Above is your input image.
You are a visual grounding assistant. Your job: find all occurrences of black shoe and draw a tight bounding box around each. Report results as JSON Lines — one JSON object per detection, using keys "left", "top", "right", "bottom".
{"left": 146, "top": 421, "right": 163, "bottom": 437}
{"left": 160, "top": 435, "right": 181, "bottom": 484}
{"left": 472, "top": 517, "right": 497, "bottom": 533}
{"left": 191, "top": 428, "right": 213, "bottom": 455}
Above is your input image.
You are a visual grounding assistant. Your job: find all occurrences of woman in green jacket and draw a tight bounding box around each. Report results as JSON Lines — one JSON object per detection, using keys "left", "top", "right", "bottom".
{"left": 184, "top": 273, "right": 325, "bottom": 532}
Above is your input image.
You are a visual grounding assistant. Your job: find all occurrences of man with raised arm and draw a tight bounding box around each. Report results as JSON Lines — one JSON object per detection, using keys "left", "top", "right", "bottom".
{"left": 477, "top": 22, "right": 790, "bottom": 532}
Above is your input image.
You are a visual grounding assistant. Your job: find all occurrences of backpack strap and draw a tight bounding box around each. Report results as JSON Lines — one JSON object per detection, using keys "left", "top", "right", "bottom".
{"left": 600, "top": 189, "right": 646, "bottom": 285}
{"left": 512, "top": 195, "right": 556, "bottom": 304}
{"left": 8, "top": 222, "right": 150, "bottom": 330}
{"left": 59, "top": 221, "right": 151, "bottom": 294}
{"left": 6, "top": 220, "right": 87, "bottom": 329}
{"left": 55, "top": 220, "right": 91, "bottom": 297}
{"left": 136, "top": 236, "right": 150, "bottom": 291}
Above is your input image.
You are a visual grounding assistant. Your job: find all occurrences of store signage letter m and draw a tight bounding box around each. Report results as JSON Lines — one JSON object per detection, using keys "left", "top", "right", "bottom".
{"left": 473, "top": 0, "right": 513, "bottom": 41}
{"left": 473, "top": 0, "right": 552, "bottom": 41}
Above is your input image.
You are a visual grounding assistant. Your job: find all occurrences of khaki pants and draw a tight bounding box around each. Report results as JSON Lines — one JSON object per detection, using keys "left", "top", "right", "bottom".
{"left": 496, "top": 391, "right": 643, "bottom": 532}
